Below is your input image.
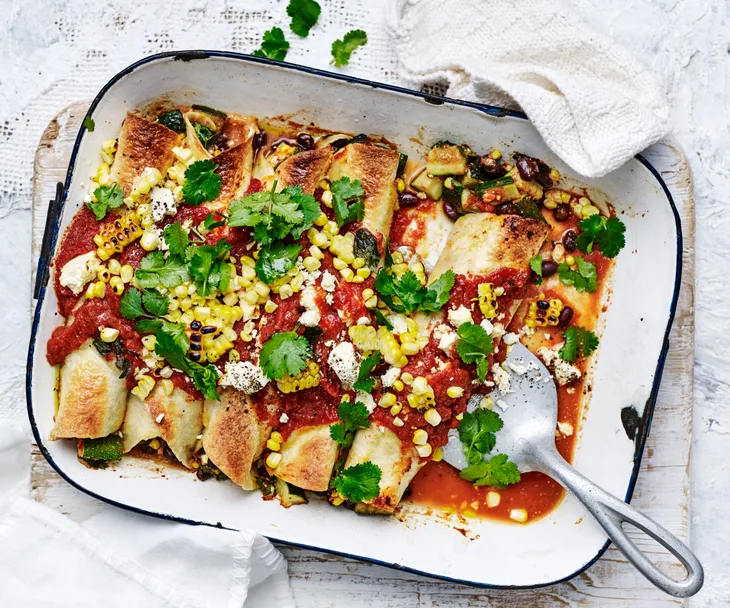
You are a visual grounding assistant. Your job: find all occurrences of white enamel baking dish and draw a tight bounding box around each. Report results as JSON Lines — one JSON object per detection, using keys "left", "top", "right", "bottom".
{"left": 27, "top": 51, "right": 681, "bottom": 589}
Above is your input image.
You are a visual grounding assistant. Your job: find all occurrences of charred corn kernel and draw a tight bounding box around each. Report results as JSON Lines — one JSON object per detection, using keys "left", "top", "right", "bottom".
{"left": 391, "top": 251, "right": 404, "bottom": 265}
{"left": 480, "top": 396, "right": 494, "bottom": 409}
{"left": 401, "top": 342, "right": 420, "bottom": 356}
{"left": 362, "top": 288, "right": 374, "bottom": 300}
{"left": 549, "top": 169, "right": 560, "bottom": 182}
{"left": 277, "top": 361, "right": 320, "bottom": 393}
{"left": 543, "top": 196, "right": 558, "bottom": 210}
{"left": 141, "top": 335, "right": 156, "bottom": 350}
{"left": 107, "top": 259, "right": 121, "bottom": 275}
{"left": 266, "top": 452, "right": 282, "bottom": 469}
{"left": 116, "top": 266, "right": 132, "bottom": 285}
{"left": 527, "top": 298, "right": 563, "bottom": 327}
{"left": 222, "top": 292, "right": 238, "bottom": 307}
{"left": 490, "top": 149, "right": 502, "bottom": 160}
{"left": 331, "top": 494, "right": 345, "bottom": 506}
{"left": 390, "top": 403, "right": 403, "bottom": 416}
{"left": 486, "top": 492, "right": 501, "bottom": 508}
{"left": 392, "top": 417, "right": 405, "bottom": 427}
{"left": 266, "top": 439, "right": 281, "bottom": 452}
{"left": 412, "top": 429, "right": 428, "bottom": 445}
{"left": 93, "top": 267, "right": 109, "bottom": 283}
{"left": 412, "top": 376, "right": 428, "bottom": 394}
{"left": 179, "top": 297, "right": 192, "bottom": 311}
{"left": 475, "top": 283, "right": 499, "bottom": 319}
{"left": 401, "top": 372, "right": 414, "bottom": 384}
{"left": 160, "top": 378, "right": 174, "bottom": 396}
{"left": 320, "top": 190, "right": 333, "bottom": 206}
{"left": 140, "top": 230, "right": 159, "bottom": 251}
{"left": 510, "top": 508, "right": 528, "bottom": 523}
{"left": 332, "top": 258, "right": 347, "bottom": 271}
{"left": 581, "top": 204, "right": 600, "bottom": 218}
{"left": 159, "top": 366, "right": 173, "bottom": 379}
{"left": 379, "top": 393, "right": 397, "bottom": 408}
{"left": 243, "top": 290, "right": 259, "bottom": 305}
{"left": 365, "top": 295, "right": 378, "bottom": 308}
{"left": 131, "top": 375, "right": 155, "bottom": 400}
{"left": 109, "top": 276, "right": 124, "bottom": 295}
{"left": 96, "top": 248, "right": 111, "bottom": 262}
{"left": 416, "top": 443, "right": 433, "bottom": 458}
{"left": 447, "top": 386, "right": 464, "bottom": 398}
{"left": 432, "top": 447, "right": 443, "bottom": 462}
{"left": 324, "top": 220, "right": 339, "bottom": 236}
{"left": 260, "top": 300, "right": 277, "bottom": 315}
{"left": 270, "top": 431, "right": 283, "bottom": 443}
{"left": 194, "top": 306, "right": 211, "bottom": 321}
{"left": 424, "top": 409, "right": 442, "bottom": 426}
{"left": 396, "top": 178, "right": 405, "bottom": 192}
{"left": 85, "top": 282, "right": 96, "bottom": 299}
{"left": 102, "top": 139, "right": 117, "bottom": 154}
{"left": 340, "top": 268, "right": 354, "bottom": 282}
{"left": 92, "top": 281, "right": 106, "bottom": 298}
{"left": 393, "top": 380, "right": 404, "bottom": 392}
{"left": 308, "top": 229, "right": 328, "bottom": 248}
{"left": 573, "top": 203, "right": 584, "bottom": 218}
{"left": 356, "top": 267, "right": 371, "bottom": 280}
{"left": 303, "top": 256, "right": 321, "bottom": 272}
{"left": 565, "top": 255, "right": 575, "bottom": 266}
{"left": 181, "top": 310, "right": 195, "bottom": 325}
{"left": 351, "top": 257, "right": 365, "bottom": 270}
{"left": 378, "top": 327, "right": 405, "bottom": 366}
{"left": 100, "top": 327, "right": 119, "bottom": 342}
{"left": 348, "top": 325, "right": 379, "bottom": 351}
{"left": 309, "top": 245, "right": 324, "bottom": 260}
{"left": 95, "top": 211, "right": 143, "bottom": 259}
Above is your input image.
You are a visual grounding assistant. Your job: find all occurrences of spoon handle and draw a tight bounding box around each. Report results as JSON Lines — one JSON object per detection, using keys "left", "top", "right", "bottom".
{"left": 537, "top": 446, "right": 703, "bottom": 598}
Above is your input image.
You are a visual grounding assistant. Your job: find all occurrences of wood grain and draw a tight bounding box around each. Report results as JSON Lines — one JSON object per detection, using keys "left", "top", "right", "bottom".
{"left": 30, "top": 104, "right": 695, "bottom": 607}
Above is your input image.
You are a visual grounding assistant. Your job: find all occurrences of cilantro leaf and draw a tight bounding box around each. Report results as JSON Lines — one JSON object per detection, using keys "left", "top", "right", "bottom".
{"left": 193, "top": 123, "right": 217, "bottom": 149}
{"left": 331, "top": 29, "right": 368, "bottom": 67}
{"left": 83, "top": 116, "right": 95, "bottom": 132}
{"left": 374, "top": 309, "right": 393, "bottom": 330}
{"left": 204, "top": 213, "right": 226, "bottom": 231}
{"left": 182, "top": 160, "right": 222, "bottom": 205}
{"left": 330, "top": 400, "right": 371, "bottom": 447}
{"left": 256, "top": 242, "right": 302, "bottom": 284}
{"left": 460, "top": 453, "right": 521, "bottom": 488}
{"left": 374, "top": 269, "right": 421, "bottom": 314}
{"left": 187, "top": 239, "right": 231, "bottom": 296}
{"left": 330, "top": 177, "right": 365, "bottom": 227}
{"left": 141, "top": 290, "right": 169, "bottom": 317}
{"left": 558, "top": 326, "right": 599, "bottom": 362}
{"left": 529, "top": 254, "right": 543, "bottom": 285}
{"left": 162, "top": 222, "right": 189, "bottom": 256}
{"left": 259, "top": 331, "right": 312, "bottom": 380}
{"left": 253, "top": 27, "right": 290, "bottom": 61}
{"left": 333, "top": 461, "right": 381, "bottom": 502}
{"left": 455, "top": 322, "right": 494, "bottom": 383}
{"left": 287, "top": 0, "right": 320, "bottom": 37}
{"left": 352, "top": 351, "right": 382, "bottom": 392}
{"left": 458, "top": 408, "right": 503, "bottom": 464}
{"left": 420, "top": 270, "right": 455, "bottom": 312}
{"left": 135, "top": 252, "right": 189, "bottom": 289}
{"left": 119, "top": 287, "right": 145, "bottom": 320}
{"left": 186, "top": 361, "right": 221, "bottom": 401}
{"left": 576, "top": 215, "right": 626, "bottom": 258}
{"left": 87, "top": 183, "right": 124, "bottom": 220}
{"left": 558, "top": 257, "right": 597, "bottom": 293}
{"left": 134, "top": 319, "right": 163, "bottom": 335}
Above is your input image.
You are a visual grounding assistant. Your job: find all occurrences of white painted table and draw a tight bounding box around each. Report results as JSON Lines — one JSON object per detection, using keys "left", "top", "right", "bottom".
{"left": 3, "top": 1, "right": 729, "bottom": 606}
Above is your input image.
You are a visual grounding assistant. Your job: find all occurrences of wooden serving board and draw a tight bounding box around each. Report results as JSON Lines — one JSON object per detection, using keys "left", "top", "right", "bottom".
{"left": 30, "top": 103, "right": 695, "bottom": 607}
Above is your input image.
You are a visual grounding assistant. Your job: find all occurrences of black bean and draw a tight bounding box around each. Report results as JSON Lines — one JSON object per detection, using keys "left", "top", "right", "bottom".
{"left": 296, "top": 133, "right": 314, "bottom": 150}
{"left": 558, "top": 307, "right": 574, "bottom": 328}
{"left": 554, "top": 203, "right": 570, "bottom": 222}
{"left": 476, "top": 156, "right": 507, "bottom": 179}
{"left": 494, "top": 202, "right": 518, "bottom": 215}
{"left": 537, "top": 300, "right": 550, "bottom": 310}
{"left": 514, "top": 154, "right": 540, "bottom": 181}
{"left": 189, "top": 352, "right": 201, "bottom": 362}
{"left": 189, "top": 343, "right": 202, "bottom": 351}
{"left": 330, "top": 137, "right": 350, "bottom": 150}
{"left": 398, "top": 191, "right": 420, "bottom": 207}
{"left": 563, "top": 230, "right": 577, "bottom": 252}
{"left": 442, "top": 200, "right": 460, "bottom": 221}
{"left": 196, "top": 468, "right": 212, "bottom": 481}
{"left": 201, "top": 325, "right": 216, "bottom": 334}
{"left": 190, "top": 320, "right": 202, "bottom": 330}
{"left": 252, "top": 132, "right": 267, "bottom": 153}
{"left": 190, "top": 333, "right": 201, "bottom": 342}
{"left": 542, "top": 260, "right": 558, "bottom": 277}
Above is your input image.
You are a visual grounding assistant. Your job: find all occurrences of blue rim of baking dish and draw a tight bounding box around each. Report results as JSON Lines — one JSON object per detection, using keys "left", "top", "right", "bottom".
{"left": 26, "top": 50, "right": 683, "bottom": 591}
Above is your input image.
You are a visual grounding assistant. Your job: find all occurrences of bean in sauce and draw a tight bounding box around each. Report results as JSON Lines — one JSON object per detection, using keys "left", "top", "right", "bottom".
{"left": 558, "top": 306, "right": 574, "bottom": 328}
{"left": 542, "top": 260, "right": 558, "bottom": 277}
{"left": 398, "top": 191, "right": 420, "bottom": 207}
{"left": 554, "top": 203, "right": 571, "bottom": 222}
{"left": 442, "top": 200, "right": 460, "bottom": 221}
{"left": 296, "top": 133, "right": 315, "bottom": 150}
{"left": 563, "top": 230, "right": 577, "bottom": 252}
{"left": 494, "top": 202, "right": 518, "bottom": 215}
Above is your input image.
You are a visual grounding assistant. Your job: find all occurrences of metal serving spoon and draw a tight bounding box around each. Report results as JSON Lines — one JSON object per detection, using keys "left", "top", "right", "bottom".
{"left": 442, "top": 343, "right": 703, "bottom": 598}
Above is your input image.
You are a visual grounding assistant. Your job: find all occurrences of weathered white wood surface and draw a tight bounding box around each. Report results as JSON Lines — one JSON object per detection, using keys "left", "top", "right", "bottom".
{"left": 30, "top": 104, "right": 695, "bottom": 607}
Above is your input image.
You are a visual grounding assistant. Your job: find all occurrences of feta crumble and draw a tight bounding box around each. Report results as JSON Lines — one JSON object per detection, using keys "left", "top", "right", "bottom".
{"left": 320, "top": 270, "right": 337, "bottom": 292}
{"left": 388, "top": 313, "right": 408, "bottom": 335}
{"left": 150, "top": 187, "right": 177, "bottom": 222}
{"left": 220, "top": 361, "right": 269, "bottom": 394}
{"left": 557, "top": 421, "right": 574, "bottom": 436}
{"left": 537, "top": 346, "right": 582, "bottom": 386}
{"left": 328, "top": 342, "right": 360, "bottom": 389}
{"left": 357, "top": 391, "right": 377, "bottom": 413}
{"left": 448, "top": 305, "right": 473, "bottom": 328}
{"left": 381, "top": 367, "right": 401, "bottom": 388}
{"left": 491, "top": 363, "right": 512, "bottom": 395}
{"left": 59, "top": 251, "right": 101, "bottom": 295}
{"left": 279, "top": 413, "right": 290, "bottom": 424}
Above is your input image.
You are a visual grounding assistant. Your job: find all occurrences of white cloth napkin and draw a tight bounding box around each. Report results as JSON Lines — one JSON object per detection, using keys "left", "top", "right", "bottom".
{"left": 387, "top": 0, "right": 670, "bottom": 178}
{"left": 0, "top": 427, "right": 295, "bottom": 608}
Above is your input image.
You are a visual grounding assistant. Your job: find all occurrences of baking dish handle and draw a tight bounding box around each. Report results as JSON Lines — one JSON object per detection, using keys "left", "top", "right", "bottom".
{"left": 34, "top": 181, "right": 64, "bottom": 300}
{"left": 539, "top": 446, "right": 704, "bottom": 598}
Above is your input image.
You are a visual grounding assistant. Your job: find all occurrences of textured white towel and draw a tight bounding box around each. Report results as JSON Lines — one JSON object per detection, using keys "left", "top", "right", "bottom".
{"left": 0, "top": 427, "right": 295, "bottom": 608}
{"left": 387, "top": 0, "right": 670, "bottom": 177}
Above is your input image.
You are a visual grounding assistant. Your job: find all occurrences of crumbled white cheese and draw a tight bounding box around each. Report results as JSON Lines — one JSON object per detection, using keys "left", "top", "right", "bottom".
{"left": 357, "top": 316, "right": 370, "bottom": 326}
{"left": 480, "top": 319, "right": 494, "bottom": 335}
{"left": 395, "top": 245, "right": 414, "bottom": 263}
{"left": 448, "top": 305, "right": 473, "bottom": 328}
{"left": 537, "top": 346, "right": 582, "bottom": 386}
{"left": 503, "top": 332, "right": 519, "bottom": 345}
{"left": 153, "top": 226, "right": 169, "bottom": 251}
{"left": 299, "top": 310, "right": 320, "bottom": 326}
{"left": 279, "top": 413, "right": 290, "bottom": 424}
{"left": 491, "top": 363, "right": 512, "bottom": 395}
{"left": 507, "top": 361, "right": 527, "bottom": 375}
{"left": 150, "top": 187, "right": 177, "bottom": 222}
{"left": 357, "top": 391, "right": 377, "bottom": 413}
{"left": 495, "top": 399, "right": 508, "bottom": 411}
{"left": 328, "top": 342, "right": 360, "bottom": 389}
{"left": 298, "top": 286, "right": 321, "bottom": 326}
{"left": 155, "top": 413, "right": 165, "bottom": 423}
{"left": 557, "top": 421, "right": 574, "bottom": 436}
{"left": 491, "top": 323, "right": 506, "bottom": 340}
{"left": 220, "top": 361, "right": 269, "bottom": 394}
{"left": 438, "top": 330, "right": 458, "bottom": 355}
{"left": 320, "top": 270, "right": 337, "bottom": 292}
{"left": 388, "top": 313, "right": 408, "bottom": 335}
{"left": 300, "top": 285, "right": 317, "bottom": 310}
{"left": 381, "top": 367, "right": 401, "bottom": 388}
{"left": 59, "top": 251, "right": 100, "bottom": 295}
{"left": 325, "top": 293, "right": 334, "bottom": 305}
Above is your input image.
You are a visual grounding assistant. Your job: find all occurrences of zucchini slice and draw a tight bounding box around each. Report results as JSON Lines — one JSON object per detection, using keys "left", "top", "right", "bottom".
{"left": 411, "top": 171, "right": 443, "bottom": 200}
{"left": 474, "top": 176, "right": 521, "bottom": 202}
{"left": 426, "top": 144, "right": 468, "bottom": 176}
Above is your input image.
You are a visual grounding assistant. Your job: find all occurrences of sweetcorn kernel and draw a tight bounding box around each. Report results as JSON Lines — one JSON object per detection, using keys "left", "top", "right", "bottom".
{"left": 447, "top": 386, "right": 464, "bottom": 398}
{"left": 412, "top": 429, "right": 428, "bottom": 445}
